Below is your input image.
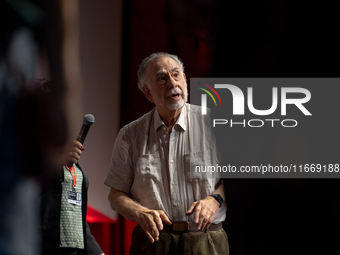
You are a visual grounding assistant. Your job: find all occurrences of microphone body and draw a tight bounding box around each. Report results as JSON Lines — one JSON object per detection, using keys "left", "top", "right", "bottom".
{"left": 67, "top": 114, "right": 95, "bottom": 167}
{"left": 76, "top": 123, "right": 91, "bottom": 144}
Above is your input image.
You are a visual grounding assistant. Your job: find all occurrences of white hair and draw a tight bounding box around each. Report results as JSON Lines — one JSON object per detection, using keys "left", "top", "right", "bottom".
{"left": 137, "top": 52, "right": 185, "bottom": 91}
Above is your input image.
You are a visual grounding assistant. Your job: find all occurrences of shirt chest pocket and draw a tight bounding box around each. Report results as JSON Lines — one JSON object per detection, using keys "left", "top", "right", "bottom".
{"left": 184, "top": 149, "right": 218, "bottom": 199}
{"left": 136, "top": 154, "right": 162, "bottom": 186}
{"left": 184, "top": 149, "right": 216, "bottom": 179}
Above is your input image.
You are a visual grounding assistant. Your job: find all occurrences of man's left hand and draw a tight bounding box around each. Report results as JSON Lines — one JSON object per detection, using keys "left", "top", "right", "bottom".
{"left": 185, "top": 196, "right": 220, "bottom": 231}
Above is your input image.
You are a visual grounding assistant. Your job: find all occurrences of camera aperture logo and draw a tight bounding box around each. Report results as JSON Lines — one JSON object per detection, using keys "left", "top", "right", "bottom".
{"left": 196, "top": 82, "right": 312, "bottom": 128}
{"left": 197, "top": 82, "right": 223, "bottom": 115}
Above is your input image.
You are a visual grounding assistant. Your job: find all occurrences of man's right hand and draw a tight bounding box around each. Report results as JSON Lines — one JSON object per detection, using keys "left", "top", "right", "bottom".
{"left": 136, "top": 209, "right": 172, "bottom": 243}
{"left": 108, "top": 187, "right": 172, "bottom": 243}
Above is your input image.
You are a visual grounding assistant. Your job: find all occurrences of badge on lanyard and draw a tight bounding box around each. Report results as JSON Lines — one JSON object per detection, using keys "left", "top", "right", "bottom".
{"left": 65, "top": 164, "right": 81, "bottom": 205}
{"left": 68, "top": 191, "right": 82, "bottom": 205}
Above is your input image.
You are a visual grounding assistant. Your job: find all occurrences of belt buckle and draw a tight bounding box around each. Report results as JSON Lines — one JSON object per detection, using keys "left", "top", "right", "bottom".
{"left": 172, "top": 221, "right": 189, "bottom": 231}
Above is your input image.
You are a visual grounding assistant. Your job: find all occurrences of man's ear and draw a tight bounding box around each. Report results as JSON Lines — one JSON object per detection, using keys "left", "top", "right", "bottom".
{"left": 183, "top": 73, "right": 186, "bottom": 80}
{"left": 142, "top": 85, "right": 154, "bottom": 103}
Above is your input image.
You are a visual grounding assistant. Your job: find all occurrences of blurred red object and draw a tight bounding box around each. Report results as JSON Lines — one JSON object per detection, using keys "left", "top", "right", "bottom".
{"left": 86, "top": 205, "right": 117, "bottom": 223}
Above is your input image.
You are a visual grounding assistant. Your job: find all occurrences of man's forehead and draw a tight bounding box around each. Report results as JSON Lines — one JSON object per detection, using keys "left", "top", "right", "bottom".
{"left": 147, "top": 56, "right": 180, "bottom": 73}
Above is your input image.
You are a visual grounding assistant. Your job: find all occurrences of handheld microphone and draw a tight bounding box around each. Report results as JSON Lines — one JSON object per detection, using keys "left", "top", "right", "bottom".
{"left": 67, "top": 114, "right": 95, "bottom": 167}
{"left": 76, "top": 114, "right": 95, "bottom": 144}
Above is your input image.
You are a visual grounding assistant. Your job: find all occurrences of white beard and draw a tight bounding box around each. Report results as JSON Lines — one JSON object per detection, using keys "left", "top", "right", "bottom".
{"left": 154, "top": 86, "right": 188, "bottom": 111}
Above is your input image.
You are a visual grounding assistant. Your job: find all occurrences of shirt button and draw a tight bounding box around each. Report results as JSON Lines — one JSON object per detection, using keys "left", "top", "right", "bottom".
{"left": 173, "top": 203, "right": 178, "bottom": 207}
{"left": 171, "top": 159, "right": 174, "bottom": 163}
{"left": 172, "top": 182, "right": 176, "bottom": 185}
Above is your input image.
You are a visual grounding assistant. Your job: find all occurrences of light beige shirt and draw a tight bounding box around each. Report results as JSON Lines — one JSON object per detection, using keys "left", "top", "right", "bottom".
{"left": 105, "top": 103, "right": 226, "bottom": 223}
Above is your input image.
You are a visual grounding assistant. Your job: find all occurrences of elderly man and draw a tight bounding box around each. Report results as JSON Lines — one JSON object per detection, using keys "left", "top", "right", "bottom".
{"left": 105, "top": 52, "right": 228, "bottom": 254}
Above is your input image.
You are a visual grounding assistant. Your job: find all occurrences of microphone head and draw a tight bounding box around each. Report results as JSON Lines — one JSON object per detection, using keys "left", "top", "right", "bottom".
{"left": 83, "top": 114, "right": 95, "bottom": 126}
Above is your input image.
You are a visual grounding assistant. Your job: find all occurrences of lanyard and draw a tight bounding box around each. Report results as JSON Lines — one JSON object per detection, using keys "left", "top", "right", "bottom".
{"left": 65, "top": 164, "right": 77, "bottom": 187}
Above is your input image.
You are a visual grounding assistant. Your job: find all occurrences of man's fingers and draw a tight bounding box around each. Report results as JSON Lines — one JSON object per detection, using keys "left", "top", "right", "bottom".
{"left": 147, "top": 214, "right": 160, "bottom": 235}
{"left": 204, "top": 220, "right": 212, "bottom": 231}
{"left": 200, "top": 212, "right": 212, "bottom": 231}
{"left": 200, "top": 220, "right": 207, "bottom": 231}
{"left": 149, "top": 225, "right": 159, "bottom": 242}
{"left": 141, "top": 211, "right": 162, "bottom": 242}
{"left": 197, "top": 210, "right": 207, "bottom": 229}
{"left": 193, "top": 202, "right": 202, "bottom": 223}
{"left": 202, "top": 220, "right": 211, "bottom": 231}
{"left": 154, "top": 212, "right": 164, "bottom": 231}
{"left": 185, "top": 201, "right": 197, "bottom": 216}
{"left": 139, "top": 209, "right": 172, "bottom": 242}
{"left": 145, "top": 230, "right": 155, "bottom": 243}
{"left": 141, "top": 222, "right": 159, "bottom": 243}
{"left": 159, "top": 211, "right": 172, "bottom": 225}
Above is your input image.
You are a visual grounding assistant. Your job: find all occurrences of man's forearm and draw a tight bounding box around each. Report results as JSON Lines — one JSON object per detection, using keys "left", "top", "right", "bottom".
{"left": 213, "top": 181, "right": 225, "bottom": 199}
{"left": 108, "top": 187, "right": 147, "bottom": 222}
{"left": 212, "top": 181, "right": 226, "bottom": 207}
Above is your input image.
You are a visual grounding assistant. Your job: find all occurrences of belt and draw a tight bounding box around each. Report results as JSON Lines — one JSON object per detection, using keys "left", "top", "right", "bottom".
{"left": 162, "top": 221, "right": 222, "bottom": 232}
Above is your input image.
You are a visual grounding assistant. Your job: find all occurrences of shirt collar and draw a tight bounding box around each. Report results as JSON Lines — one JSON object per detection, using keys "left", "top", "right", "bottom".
{"left": 153, "top": 108, "right": 164, "bottom": 131}
{"left": 176, "top": 103, "right": 187, "bottom": 131}
{"left": 153, "top": 103, "right": 188, "bottom": 132}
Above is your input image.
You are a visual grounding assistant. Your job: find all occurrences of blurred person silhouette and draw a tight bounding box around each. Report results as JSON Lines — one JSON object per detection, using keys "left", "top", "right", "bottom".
{"left": 0, "top": 1, "right": 68, "bottom": 254}
{"left": 37, "top": 79, "right": 104, "bottom": 255}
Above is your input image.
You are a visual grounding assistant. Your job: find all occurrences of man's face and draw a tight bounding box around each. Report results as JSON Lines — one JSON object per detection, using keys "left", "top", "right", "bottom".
{"left": 143, "top": 56, "right": 187, "bottom": 113}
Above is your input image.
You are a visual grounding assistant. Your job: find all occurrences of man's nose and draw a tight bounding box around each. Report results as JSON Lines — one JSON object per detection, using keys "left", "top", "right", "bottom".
{"left": 168, "top": 76, "right": 177, "bottom": 88}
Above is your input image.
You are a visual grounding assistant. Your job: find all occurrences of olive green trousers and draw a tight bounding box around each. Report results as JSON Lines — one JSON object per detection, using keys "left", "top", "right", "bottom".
{"left": 129, "top": 224, "right": 229, "bottom": 255}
